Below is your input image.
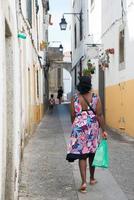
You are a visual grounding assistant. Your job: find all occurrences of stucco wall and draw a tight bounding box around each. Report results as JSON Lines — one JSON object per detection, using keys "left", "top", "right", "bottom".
{"left": 97, "top": 0, "right": 134, "bottom": 136}
{"left": 0, "top": 0, "right": 49, "bottom": 199}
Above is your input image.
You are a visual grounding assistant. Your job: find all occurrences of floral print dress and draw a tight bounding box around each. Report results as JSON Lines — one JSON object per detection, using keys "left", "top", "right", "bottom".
{"left": 66, "top": 93, "right": 100, "bottom": 162}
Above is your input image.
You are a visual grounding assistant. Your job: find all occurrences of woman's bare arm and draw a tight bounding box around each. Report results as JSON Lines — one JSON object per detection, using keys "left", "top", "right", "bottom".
{"left": 70, "top": 97, "right": 75, "bottom": 123}
{"left": 96, "top": 97, "right": 107, "bottom": 138}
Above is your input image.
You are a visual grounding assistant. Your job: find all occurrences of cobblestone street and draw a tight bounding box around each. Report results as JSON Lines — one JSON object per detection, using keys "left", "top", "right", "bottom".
{"left": 19, "top": 104, "right": 134, "bottom": 200}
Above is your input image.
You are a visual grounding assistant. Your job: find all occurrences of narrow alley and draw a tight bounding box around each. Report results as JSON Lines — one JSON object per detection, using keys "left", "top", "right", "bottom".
{"left": 1, "top": 0, "right": 134, "bottom": 199}
{"left": 19, "top": 104, "right": 134, "bottom": 200}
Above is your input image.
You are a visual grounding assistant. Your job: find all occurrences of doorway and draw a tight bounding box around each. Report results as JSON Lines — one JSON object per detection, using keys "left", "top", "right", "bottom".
{"left": 99, "top": 67, "right": 105, "bottom": 115}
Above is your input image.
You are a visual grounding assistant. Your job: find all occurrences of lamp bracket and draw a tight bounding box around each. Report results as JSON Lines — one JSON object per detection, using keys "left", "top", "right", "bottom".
{"left": 63, "top": 12, "right": 82, "bottom": 21}
{"left": 85, "top": 43, "right": 102, "bottom": 47}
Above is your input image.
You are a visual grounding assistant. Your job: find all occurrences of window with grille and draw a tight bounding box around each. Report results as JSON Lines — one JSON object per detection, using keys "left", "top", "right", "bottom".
{"left": 119, "top": 28, "right": 125, "bottom": 70}
{"left": 119, "top": 29, "right": 124, "bottom": 64}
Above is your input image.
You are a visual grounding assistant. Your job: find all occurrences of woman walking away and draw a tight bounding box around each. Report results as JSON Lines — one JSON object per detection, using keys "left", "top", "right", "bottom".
{"left": 66, "top": 76, "right": 107, "bottom": 193}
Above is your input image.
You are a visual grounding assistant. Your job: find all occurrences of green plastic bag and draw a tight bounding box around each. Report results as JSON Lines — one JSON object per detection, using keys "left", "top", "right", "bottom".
{"left": 92, "top": 139, "right": 109, "bottom": 168}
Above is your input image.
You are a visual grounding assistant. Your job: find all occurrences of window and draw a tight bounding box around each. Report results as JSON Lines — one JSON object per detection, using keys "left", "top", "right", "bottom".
{"left": 119, "top": 29, "right": 125, "bottom": 70}
{"left": 27, "top": 0, "right": 32, "bottom": 27}
{"left": 119, "top": 29, "right": 124, "bottom": 63}
{"left": 79, "top": 11, "right": 83, "bottom": 41}
{"left": 74, "top": 24, "right": 77, "bottom": 48}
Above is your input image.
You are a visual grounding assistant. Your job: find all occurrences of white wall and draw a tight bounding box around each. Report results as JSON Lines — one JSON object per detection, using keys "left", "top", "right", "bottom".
{"left": 0, "top": 0, "right": 21, "bottom": 199}
{"left": 0, "top": 3, "right": 7, "bottom": 199}
{"left": 72, "top": 0, "right": 89, "bottom": 67}
{"left": 0, "top": 0, "right": 49, "bottom": 199}
{"left": 71, "top": 0, "right": 89, "bottom": 94}
{"left": 87, "top": 0, "right": 134, "bottom": 90}
{"left": 101, "top": 0, "right": 134, "bottom": 86}
{"left": 87, "top": 0, "right": 102, "bottom": 91}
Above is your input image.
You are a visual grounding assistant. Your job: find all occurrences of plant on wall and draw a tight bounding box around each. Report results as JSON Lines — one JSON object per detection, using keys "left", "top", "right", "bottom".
{"left": 82, "top": 59, "right": 95, "bottom": 76}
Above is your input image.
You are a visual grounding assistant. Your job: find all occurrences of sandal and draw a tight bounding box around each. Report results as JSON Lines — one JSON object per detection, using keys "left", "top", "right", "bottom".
{"left": 90, "top": 179, "right": 98, "bottom": 185}
{"left": 79, "top": 183, "right": 87, "bottom": 193}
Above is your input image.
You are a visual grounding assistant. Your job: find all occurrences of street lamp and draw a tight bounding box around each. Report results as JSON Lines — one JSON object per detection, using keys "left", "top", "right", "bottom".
{"left": 59, "top": 16, "right": 67, "bottom": 30}
{"left": 59, "top": 44, "right": 63, "bottom": 52}
{"left": 59, "top": 12, "right": 82, "bottom": 31}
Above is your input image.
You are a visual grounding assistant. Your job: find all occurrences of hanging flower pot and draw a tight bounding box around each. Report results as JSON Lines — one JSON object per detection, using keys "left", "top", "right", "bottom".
{"left": 83, "top": 59, "right": 95, "bottom": 76}
{"left": 90, "top": 66, "right": 95, "bottom": 74}
{"left": 83, "top": 68, "right": 91, "bottom": 76}
{"left": 82, "top": 66, "right": 95, "bottom": 76}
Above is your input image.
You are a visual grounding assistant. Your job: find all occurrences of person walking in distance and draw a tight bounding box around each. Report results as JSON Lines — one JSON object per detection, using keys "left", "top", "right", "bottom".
{"left": 66, "top": 76, "right": 107, "bottom": 193}
{"left": 49, "top": 94, "right": 55, "bottom": 112}
{"left": 57, "top": 86, "right": 63, "bottom": 104}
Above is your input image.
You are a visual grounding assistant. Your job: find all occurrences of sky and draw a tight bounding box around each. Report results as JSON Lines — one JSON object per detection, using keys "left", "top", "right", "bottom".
{"left": 48, "top": 0, "right": 72, "bottom": 52}
{"left": 48, "top": 0, "right": 72, "bottom": 96}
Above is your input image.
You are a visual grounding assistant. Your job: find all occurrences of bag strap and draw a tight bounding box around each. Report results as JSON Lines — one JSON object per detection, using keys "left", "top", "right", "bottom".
{"left": 81, "top": 94, "right": 96, "bottom": 115}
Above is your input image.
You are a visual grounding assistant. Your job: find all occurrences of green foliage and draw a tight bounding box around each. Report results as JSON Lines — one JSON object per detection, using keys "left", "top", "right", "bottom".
{"left": 83, "top": 68, "right": 91, "bottom": 76}
{"left": 82, "top": 59, "right": 96, "bottom": 76}
{"left": 83, "top": 66, "right": 95, "bottom": 76}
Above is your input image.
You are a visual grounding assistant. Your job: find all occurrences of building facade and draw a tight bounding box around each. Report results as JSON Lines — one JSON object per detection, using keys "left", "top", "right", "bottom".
{"left": 101, "top": 0, "right": 134, "bottom": 137}
{"left": 72, "top": 0, "right": 134, "bottom": 137}
{"left": 0, "top": 0, "right": 49, "bottom": 199}
{"left": 71, "top": 0, "right": 98, "bottom": 93}
{"left": 48, "top": 47, "right": 64, "bottom": 99}
{"left": 71, "top": 0, "right": 86, "bottom": 93}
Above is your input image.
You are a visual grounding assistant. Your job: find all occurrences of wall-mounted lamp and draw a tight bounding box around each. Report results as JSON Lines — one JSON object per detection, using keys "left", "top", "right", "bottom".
{"left": 59, "top": 16, "right": 67, "bottom": 30}
{"left": 59, "top": 12, "right": 82, "bottom": 31}
{"left": 59, "top": 44, "right": 63, "bottom": 52}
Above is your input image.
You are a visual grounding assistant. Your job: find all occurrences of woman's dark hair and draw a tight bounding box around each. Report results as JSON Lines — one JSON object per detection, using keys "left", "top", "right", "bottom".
{"left": 77, "top": 76, "right": 92, "bottom": 94}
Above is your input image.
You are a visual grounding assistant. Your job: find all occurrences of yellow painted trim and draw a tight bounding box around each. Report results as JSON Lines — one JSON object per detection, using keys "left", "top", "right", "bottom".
{"left": 34, "top": 103, "right": 44, "bottom": 124}
{"left": 105, "top": 79, "right": 134, "bottom": 137}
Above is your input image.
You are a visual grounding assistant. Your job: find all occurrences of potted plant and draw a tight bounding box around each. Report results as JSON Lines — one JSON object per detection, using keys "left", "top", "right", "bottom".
{"left": 83, "top": 59, "right": 95, "bottom": 76}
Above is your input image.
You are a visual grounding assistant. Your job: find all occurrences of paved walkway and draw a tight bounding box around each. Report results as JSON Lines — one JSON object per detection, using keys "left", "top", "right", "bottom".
{"left": 19, "top": 104, "right": 134, "bottom": 200}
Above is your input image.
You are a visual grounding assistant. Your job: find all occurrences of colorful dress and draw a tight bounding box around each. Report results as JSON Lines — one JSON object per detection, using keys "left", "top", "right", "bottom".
{"left": 66, "top": 93, "right": 100, "bottom": 162}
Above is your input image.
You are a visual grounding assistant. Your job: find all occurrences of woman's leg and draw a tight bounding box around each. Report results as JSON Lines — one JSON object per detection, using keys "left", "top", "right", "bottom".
{"left": 79, "top": 159, "right": 87, "bottom": 184}
{"left": 88, "top": 153, "right": 97, "bottom": 184}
